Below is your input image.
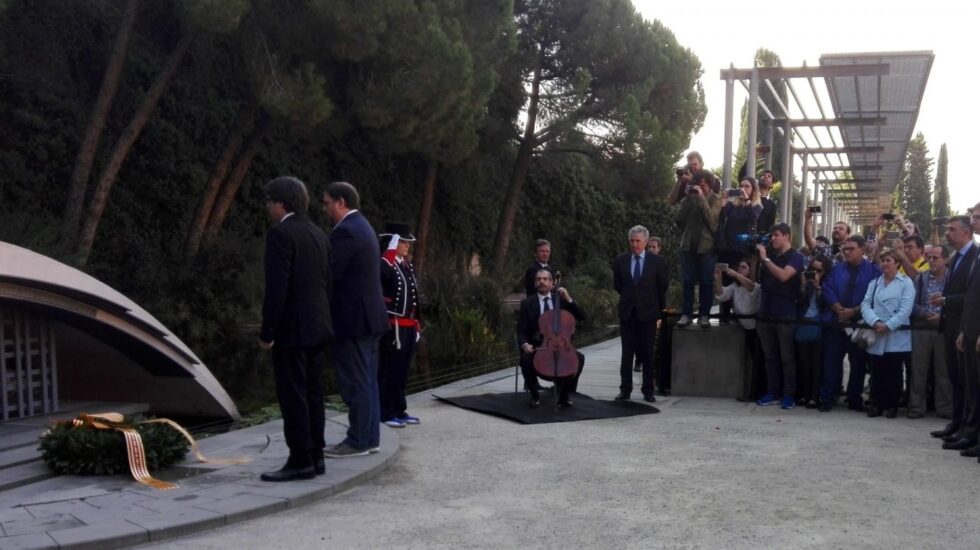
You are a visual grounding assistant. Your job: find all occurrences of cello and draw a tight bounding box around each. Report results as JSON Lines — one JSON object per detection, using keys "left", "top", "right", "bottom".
{"left": 533, "top": 278, "right": 579, "bottom": 408}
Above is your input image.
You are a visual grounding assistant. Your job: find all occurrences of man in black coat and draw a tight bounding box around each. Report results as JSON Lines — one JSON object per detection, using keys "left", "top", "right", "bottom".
{"left": 932, "top": 215, "right": 980, "bottom": 449}
{"left": 518, "top": 269, "right": 585, "bottom": 408}
{"left": 322, "top": 181, "right": 390, "bottom": 458}
{"left": 523, "top": 239, "right": 556, "bottom": 296}
{"left": 952, "top": 206, "right": 980, "bottom": 459}
{"left": 612, "top": 225, "right": 669, "bottom": 402}
{"left": 258, "top": 176, "right": 333, "bottom": 482}
{"left": 757, "top": 169, "right": 778, "bottom": 233}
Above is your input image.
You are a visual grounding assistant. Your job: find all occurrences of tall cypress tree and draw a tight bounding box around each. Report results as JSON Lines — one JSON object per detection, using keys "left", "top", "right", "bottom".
{"left": 933, "top": 143, "right": 950, "bottom": 218}
{"left": 901, "top": 132, "right": 933, "bottom": 233}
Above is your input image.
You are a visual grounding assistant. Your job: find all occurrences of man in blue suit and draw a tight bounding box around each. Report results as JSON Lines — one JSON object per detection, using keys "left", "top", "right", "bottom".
{"left": 322, "top": 181, "right": 390, "bottom": 457}
{"left": 258, "top": 176, "right": 333, "bottom": 481}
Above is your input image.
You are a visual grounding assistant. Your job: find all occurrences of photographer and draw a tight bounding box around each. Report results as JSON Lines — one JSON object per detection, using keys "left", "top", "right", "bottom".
{"left": 795, "top": 256, "right": 832, "bottom": 408}
{"left": 804, "top": 207, "right": 850, "bottom": 263}
{"left": 713, "top": 258, "right": 764, "bottom": 400}
{"left": 715, "top": 177, "right": 763, "bottom": 323}
{"left": 668, "top": 151, "right": 704, "bottom": 206}
{"left": 755, "top": 223, "right": 805, "bottom": 409}
{"left": 756, "top": 170, "right": 778, "bottom": 233}
{"left": 673, "top": 169, "right": 722, "bottom": 327}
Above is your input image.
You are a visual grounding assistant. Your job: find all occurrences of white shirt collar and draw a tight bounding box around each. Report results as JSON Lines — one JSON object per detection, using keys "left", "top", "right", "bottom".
{"left": 336, "top": 209, "right": 358, "bottom": 227}
{"left": 279, "top": 212, "right": 295, "bottom": 223}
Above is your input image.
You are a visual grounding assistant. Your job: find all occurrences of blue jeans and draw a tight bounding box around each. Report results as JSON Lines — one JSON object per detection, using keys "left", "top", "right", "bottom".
{"left": 331, "top": 335, "right": 381, "bottom": 449}
{"left": 679, "top": 250, "right": 716, "bottom": 316}
{"left": 820, "top": 328, "right": 869, "bottom": 404}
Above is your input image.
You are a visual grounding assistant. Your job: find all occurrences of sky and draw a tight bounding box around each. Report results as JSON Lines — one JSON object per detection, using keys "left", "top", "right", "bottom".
{"left": 633, "top": 0, "right": 977, "bottom": 213}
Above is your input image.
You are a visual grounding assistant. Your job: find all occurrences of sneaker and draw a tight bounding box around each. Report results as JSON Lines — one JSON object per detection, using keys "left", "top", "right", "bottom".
{"left": 756, "top": 393, "right": 776, "bottom": 406}
{"left": 383, "top": 418, "right": 406, "bottom": 428}
{"left": 697, "top": 316, "right": 711, "bottom": 328}
{"left": 323, "top": 442, "right": 371, "bottom": 458}
{"left": 676, "top": 315, "right": 692, "bottom": 327}
{"left": 398, "top": 414, "right": 420, "bottom": 425}
{"left": 780, "top": 396, "right": 795, "bottom": 409}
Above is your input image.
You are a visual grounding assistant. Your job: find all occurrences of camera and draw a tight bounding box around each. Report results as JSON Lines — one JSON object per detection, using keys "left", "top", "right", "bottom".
{"left": 807, "top": 205, "right": 822, "bottom": 213}
{"left": 686, "top": 184, "right": 699, "bottom": 195}
{"left": 804, "top": 270, "right": 817, "bottom": 281}
{"left": 734, "top": 232, "right": 771, "bottom": 253}
{"left": 726, "top": 188, "right": 743, "bottom": 198}
{"left": 933, "top": 216, "right": 950, "bottom": 226}
{"left": 881, "top": 213, "right": 895, "bottom": 220}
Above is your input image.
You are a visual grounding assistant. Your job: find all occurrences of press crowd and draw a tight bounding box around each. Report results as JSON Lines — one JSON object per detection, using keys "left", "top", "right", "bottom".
{"left": 652, "top": 152, "right": 980, "bottom": 462}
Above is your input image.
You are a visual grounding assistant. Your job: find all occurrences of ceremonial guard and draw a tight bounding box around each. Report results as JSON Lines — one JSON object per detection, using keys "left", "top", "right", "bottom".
{"left": 378, "top": 222, "right": 422, "bottom": 428}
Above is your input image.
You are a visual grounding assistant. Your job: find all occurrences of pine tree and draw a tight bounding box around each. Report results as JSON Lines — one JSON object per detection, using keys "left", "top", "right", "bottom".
{"left": 900, "top": 132, "right": 933, "bottom": 233}
{"left": 933, "top": 143, "right": 950, "bottom": 218}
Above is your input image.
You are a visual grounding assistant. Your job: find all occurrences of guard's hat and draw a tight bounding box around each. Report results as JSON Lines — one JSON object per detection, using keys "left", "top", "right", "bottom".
{"left": 379, "top": 222, "right": 416, "bottom": 242}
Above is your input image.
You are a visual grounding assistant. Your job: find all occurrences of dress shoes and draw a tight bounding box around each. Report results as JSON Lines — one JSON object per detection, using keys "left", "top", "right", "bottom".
{"left": 643, "top": 394, "right": 657, "bottom": 403}
{"left": 866, "top": 407, "right": 883, "bottom": 418}
{"left": 847, "top": 401, "right": 866, "bottom": 413}
{"left": 942, "top": 431, "right": 965, "bottom": 443}
{"left": 314, "top": 457, "right": 325, "bottom": 475}
{"left": 261, "top": 463, "right": 316, "bottom": 482}
{"left": 884, "top": 408, "right": 897, "bottom": 419}
{"left": 931, "top": 424, "right": 958, "bottom": 438}
{"left": 529, "top": 398, "right": 540, "bottom": 409}
{"left": 942, "top": 437, "right": 978, "bottom": 451}
{"left": 960, "top": 445, "right": 980, "bottom": 458}
{"left": 817, "top": 401, "right": 833, "bottom": 413}
{"left": 557, "top": 400, "right": 573, "bottom": 409}
{"left": 614, "top": 392, "right": 631, "bottom": 401}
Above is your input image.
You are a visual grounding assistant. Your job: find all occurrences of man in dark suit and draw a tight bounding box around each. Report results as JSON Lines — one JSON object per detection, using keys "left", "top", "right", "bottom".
{"left": 258, "top": 176, "right": 333, "bottom": 482}
{"left": 523, "top": 239, "right": 555, "bottom": 296}
{"left": 613, "top": 225, "right": 669, "bottom": 402}
{"left": 518, "top": 269, "right": 586, "bottom": 408}
{"left": 932, "top": 215, "right": 980, "bottom": 450}
{"left": 956, "top": 205, "right": 980, "bottom": 460}
{"left": 321, "top": 181, "right": 390, "bottom": 458}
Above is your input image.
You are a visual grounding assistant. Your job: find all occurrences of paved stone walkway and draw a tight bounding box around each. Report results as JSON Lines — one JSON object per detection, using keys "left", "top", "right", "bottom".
{"left": 0, "top": 415, "right": 398, "bottom": 549}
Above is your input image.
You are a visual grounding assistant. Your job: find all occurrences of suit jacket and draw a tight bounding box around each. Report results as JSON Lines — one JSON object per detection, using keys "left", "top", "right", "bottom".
{"left": 260, "top": 215, "right": 333, "bottom": 348}
{"left": 517, "top": 293, "right": 585, "bottom": 349}
{"left": 328, "top": 211, "right": 389, "bottom": 339}
{"left": 613, "top": 251, "right": 669, "bottom": 323}
{"left": 941, "top": 243, "right": 978, "bottom": 335}
{"left": 959, "top": 249, "right": 980, "bottom": 338}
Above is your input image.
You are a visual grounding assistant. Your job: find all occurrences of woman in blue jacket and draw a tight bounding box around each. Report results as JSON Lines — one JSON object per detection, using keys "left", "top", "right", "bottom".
{"left": 861, "top": 248, "right": 916, "bottom": 418}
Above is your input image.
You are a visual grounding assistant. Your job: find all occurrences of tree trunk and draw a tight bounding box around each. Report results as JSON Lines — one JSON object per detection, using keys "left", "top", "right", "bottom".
{"left": 60, "top": 0, "right": 139, "bottom": 253}
{"left": 75, "top": 30, "right": 195, "bottom": 266}
{"left": 491, "top": 62, "right": 542, "bottom": 276}
{"left": 203, "top": 113, "right": 271, "bottom": 245}
{"left": 184, "top": 105, "right": 256, "bottom": 257}
{"left": 414, "top": 160, "right": 438, "bottom": 273}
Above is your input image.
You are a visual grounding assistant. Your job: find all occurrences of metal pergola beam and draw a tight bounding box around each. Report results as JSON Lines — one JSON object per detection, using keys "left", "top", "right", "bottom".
{"left": 769, "top": 117, "right": 887, "bottom": 127}
{"left": 791, "top": 146, "right": 885, "bottom": 154}
{"left": 808, "top": 165, "right": 883, "bottom": 172}
{"left": 719, "top": 63, "right": 890, "bottom": 80}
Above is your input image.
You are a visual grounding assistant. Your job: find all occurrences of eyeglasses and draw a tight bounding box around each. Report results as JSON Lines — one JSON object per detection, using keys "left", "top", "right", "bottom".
{"left": 812, "top": 268, "right": 824, "bottom": 273}
{"left": 840, "top": 246, "right": 859, "bottom": 252}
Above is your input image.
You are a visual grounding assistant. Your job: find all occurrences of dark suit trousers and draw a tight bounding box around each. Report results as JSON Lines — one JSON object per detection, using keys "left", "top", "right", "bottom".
{"left": 961, "top": 337, "right": 980, "bottom": 438}
{"left": 520, "top": 351, "right": 584, "bottom": 402}
{"left": 378, "top": 326, "right": 416, "bottom": 421}
{"left": 945, "top": 331, "right": 966, "bottom": 430}
{"left": 620, "top": 312, "right": 655, "bottom": 396}
{"left": 331, "top": 336, "right": 381, "bottom": 449}
{"left": 272, "top": 345, "right": 326, "bottom": 466}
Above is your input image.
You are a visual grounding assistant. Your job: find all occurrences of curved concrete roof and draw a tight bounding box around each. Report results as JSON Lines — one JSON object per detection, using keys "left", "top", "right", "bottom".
{"left": 0, "top": 241, "right": 239, "bottom": 418}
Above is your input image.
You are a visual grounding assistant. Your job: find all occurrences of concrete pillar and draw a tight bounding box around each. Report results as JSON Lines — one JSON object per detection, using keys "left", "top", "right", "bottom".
{"left": 722, "top": 65, "right": 734, "bottom": 187}
{"left": 797, "top": 157, "right": 809, "bottom": 247}
{"left": 747, "top": 67, "right": 759, "bottom": 182}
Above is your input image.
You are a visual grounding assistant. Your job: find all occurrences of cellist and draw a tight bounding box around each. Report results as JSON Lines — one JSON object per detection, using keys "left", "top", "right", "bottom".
{"left": 517, "top": 269, "right": 586, "bottom": 408}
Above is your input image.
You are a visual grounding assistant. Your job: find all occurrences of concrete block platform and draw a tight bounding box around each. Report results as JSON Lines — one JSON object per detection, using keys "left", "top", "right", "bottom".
{"left": 0, "top": 416, "right": 399, "bottom": 549}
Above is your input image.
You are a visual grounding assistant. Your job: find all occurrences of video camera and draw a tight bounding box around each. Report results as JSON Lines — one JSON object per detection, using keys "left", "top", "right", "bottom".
{"left": 734, "top": 232, "right": 771, "bottom": 253}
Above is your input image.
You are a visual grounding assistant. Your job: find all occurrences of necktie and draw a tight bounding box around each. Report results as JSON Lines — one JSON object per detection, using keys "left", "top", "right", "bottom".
{"left": 543, "top": 296, "right": 551, "bottom": 312}
{"left": 633, "top": 255, "right": 642, "bottom": 282}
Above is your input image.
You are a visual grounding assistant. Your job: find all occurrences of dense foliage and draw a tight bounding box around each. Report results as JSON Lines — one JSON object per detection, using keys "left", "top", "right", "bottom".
{"left": 0, "top": 1, "right": 705, "bottom": 411}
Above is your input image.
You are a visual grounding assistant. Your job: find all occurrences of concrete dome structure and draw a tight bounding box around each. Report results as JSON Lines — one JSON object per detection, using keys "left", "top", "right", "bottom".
{"left": 0, "top": 241, "right": 238, "bottom": 419}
